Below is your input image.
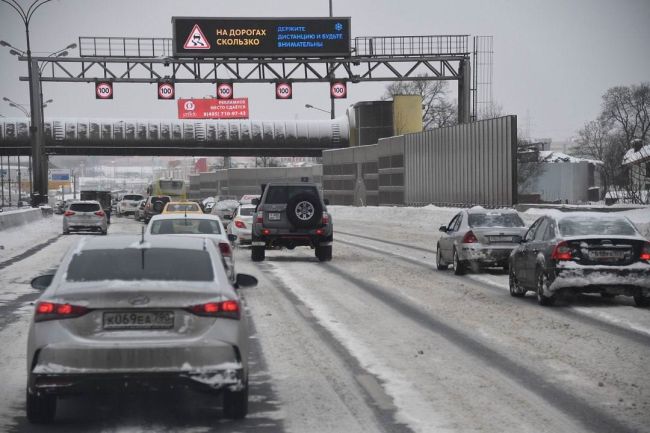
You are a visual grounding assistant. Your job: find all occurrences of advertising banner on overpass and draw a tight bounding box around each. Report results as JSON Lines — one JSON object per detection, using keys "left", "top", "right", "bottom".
{"left": 178, "top": 98, "right": 249, "bottom": 119}
{"left": 172, "top": 17, "right": 351, "bottom": 57}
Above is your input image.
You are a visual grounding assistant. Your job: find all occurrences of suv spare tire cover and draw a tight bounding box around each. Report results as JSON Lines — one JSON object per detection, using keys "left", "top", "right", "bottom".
{"left": 153, "top": 200, "right": 165, "bottom": 212}
{"left": 286, "top": 192, "right": 322, "bottom": 229}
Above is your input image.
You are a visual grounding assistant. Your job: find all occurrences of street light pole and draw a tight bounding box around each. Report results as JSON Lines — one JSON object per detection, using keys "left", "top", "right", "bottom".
{"left": 1, "top": 0, "right": 56, "bottom": 205}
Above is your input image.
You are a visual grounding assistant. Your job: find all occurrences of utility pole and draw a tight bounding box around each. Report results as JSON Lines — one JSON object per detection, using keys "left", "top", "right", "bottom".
{"left": 329, "top": 0, "right": 335, "bottom": 120}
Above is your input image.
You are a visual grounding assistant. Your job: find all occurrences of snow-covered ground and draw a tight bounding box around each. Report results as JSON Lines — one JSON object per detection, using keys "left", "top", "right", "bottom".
{"left": 0, "top": 214, "right": 62, "bottom": 262}
{"left": 0, "top": 209, "right": 648, "bottom": 433}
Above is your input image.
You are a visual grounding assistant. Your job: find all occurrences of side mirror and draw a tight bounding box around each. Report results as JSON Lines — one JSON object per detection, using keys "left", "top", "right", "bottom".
{"left": 251, "top": 198, "right": 259, "bottom": 206}
{"left": 439, "top": 225, "right": 447, "bottom": 232}
{"left": 227, "top": 234, "right": 237, "bottom": 243}
{"left": 235, "top": 273, "right": 258, "bottom": 288}
{"left": 324, "top": 198, "right": 330, "bottom": 205}
{"left": 31, "top": 274, "right": 54, "bottom": 290}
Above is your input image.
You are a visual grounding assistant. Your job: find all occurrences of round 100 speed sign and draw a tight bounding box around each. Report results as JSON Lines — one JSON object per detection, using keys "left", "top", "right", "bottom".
{"left": 275, "top": 82, "right": 293, "bottom": 99}
{"left": 158, "top": 82, "right": 175, "bottom": 100}
{"left": 95, "top": 82, "right": 113, "bottom": 100}
{"left": 330, "top": 81, "right": 347, "bottom": 99}
{"left": 216, "top": 82, "right": 234, "bottom": 100}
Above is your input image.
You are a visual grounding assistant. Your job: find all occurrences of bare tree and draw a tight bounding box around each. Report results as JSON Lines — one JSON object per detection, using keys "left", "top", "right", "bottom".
{"left": 383, "top": 76, "right": 457, "bottom": 129}
{"left": 600, "top": 83, "right": 650, "bottom": 146}
{"left": 477, "top": 102, "right": 504, "bottom": 120}
{"left": 255, "top": 157, "right": 280, "bottom": 168}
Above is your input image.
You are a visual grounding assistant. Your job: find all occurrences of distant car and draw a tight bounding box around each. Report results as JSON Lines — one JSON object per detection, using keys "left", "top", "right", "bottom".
{"left": 162, "top": 201, "right": 203, "bottom": 214}
{"left": 239, "top": 194, "right": 260, "bottom": 205}
{"left": 211, "top": 200, "right": 240, "bottom": 225}
{"left": 204, "top": 202, "right": 216, "bottom": 213}
{"left": 116, "top": 194, "right": 144, "bottom": 216}
{"left": 134, "top": 199, "right": 146, "bottom": 221}
{"left": 437, "top": 207, "right": 527, "bottom": 274}
{"left": 26, "top": 235, "right": 257, "bottom": 424}
{"left": 53, "top": 201, "right": 65, "bottom": 215}
{"left": 146, "top": 213, "right": 236, "bottom": 282}
{"left": 251, "top": 182, "right": 333, "bottom": 262}
{"left": 62, "top": 200, "right": 107, "bottom": 235}
{"left": 508, "top": 212, "right": 650, "bottom": 306}
{"left": 227, "top": 204, "right": 256, "bottom": 245}
{"left": 142, "top": 195, "right": 171, "bottom": 223}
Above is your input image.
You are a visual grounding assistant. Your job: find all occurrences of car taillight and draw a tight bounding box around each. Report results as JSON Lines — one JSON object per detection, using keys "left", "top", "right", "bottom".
{"left": 315, "top": 229, "right": 324, "bottom": 235}
{"left": 262, "top": 229, "right": 271, "bottom": 236}
{"left": 322, "top": 214, "right": 330, "bottom": 225}
{"left": 95, "top": 210, "right": 105, "bottom": 217}
{"left": 551, "top": 241, "right": 573, "bottom": 261}
{"left": 63, "top": 210, "right": 75, "bottom": 216}
{"left": 256, "top": 214, "right": 263, "bottom": 223}
{"left": 234, "top": 220, "right": 246, "bottom": 229}
{"left": 641, "top": 242, "right": 650, "bottom": 261}
{"left": 35, "top": 302, "right": 89, "bottom": 322}
{"left": 219, "top": 241, "right": 232, "bottom": 257}
{"left": 187, "top": 300, "right": 240, "bottom": 319}
{"left": 462, "top": 231, "right": 478, "bottom": 243}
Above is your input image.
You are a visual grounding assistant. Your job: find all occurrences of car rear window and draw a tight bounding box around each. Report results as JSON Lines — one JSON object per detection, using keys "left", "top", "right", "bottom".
{"left": 151, "top": 197, "right": 171, "bottom": 204}
{"left": 66, "top": 248, "right": 214, "bottom": 282}
{"left": 123, "top": 194, "right": 143, "bottom": 201}
{"left": 69, "top": 203, "right": 101, "bottom": 212}
{"left": 264, "top": 186, "right": 319, "bottom": 204}
{"left": 150, "top": 219, "right": 222, "bottom": 235}
{"left": 159, "top": 180, "right": 184, "bottom": 189}
{"left": 166, "top": 203, "right": 200, "bottom": 212}
{"left": 468, "top": 212, "right": 524, "bottom": 228}
{"left": 240, "top": 207, "right": 255, "bottom": 216}
{"left": 558, "top": 217, "right": 638, "bottom": 237}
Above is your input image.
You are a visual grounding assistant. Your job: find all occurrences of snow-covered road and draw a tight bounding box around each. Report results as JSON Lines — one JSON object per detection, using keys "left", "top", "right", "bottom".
{"left": 0, "top": 208, "right": 648, "bottom": 432}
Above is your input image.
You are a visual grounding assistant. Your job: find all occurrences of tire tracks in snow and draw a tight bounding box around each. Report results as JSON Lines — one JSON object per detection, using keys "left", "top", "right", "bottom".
{"left": 304, "top": 252, "right": 636, "bottom": 433}
{"left": 336, "top": 231, "right": 650, "bottom": 346}
{"left": 0, "top": 235, "right": 61, "bottom": 271}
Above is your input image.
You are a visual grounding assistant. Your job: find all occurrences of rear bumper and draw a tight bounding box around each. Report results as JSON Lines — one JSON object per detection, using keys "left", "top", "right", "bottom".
{"left": 458, "top": 244, "right": 515, "bottom": 265}
{"left": 29, "top": 367, "right": 245, "bottom": 396}
{"left": 549, "top": 266, "right": 650, "bottom": 294}
{"left": 63, "top": 221, "right": 106, "bottom": 231}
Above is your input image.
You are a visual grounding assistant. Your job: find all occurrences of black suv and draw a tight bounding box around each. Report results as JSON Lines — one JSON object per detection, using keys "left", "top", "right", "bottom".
{"left": 251, "top": 182, "right": 333, "bottom": 262}
{"left": 142, "top": 195, "right": 171, "bottom": 223}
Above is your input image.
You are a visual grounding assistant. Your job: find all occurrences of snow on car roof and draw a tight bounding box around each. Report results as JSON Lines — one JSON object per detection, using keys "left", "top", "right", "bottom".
{"left": 554, "top": 211, "right": 631, "bottom": 221}
{"left": 466, "top": 206, "right": 518, "bottom": 214}
{"left": 75, "top": 234, "right": 209, "bottom": 251}
{"left": 150, "top": 213, "right": 222, "bottom": 221}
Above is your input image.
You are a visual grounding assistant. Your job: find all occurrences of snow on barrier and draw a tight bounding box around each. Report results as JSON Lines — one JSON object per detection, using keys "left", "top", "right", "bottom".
{"left": 0, "top": 207, "right": 50, "bottom": 231}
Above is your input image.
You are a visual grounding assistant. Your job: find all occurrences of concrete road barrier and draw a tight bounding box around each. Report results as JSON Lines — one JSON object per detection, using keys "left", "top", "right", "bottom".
{"left": 0, "top": 208, "right": 50, "bottom": 231}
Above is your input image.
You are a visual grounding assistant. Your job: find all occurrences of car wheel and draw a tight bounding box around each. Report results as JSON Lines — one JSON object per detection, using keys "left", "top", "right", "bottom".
{"left": 508, "top": 265, "right": 526, "bottom": 297}
{"left": 251, "top": 246, "right": 265, "bottom": 262}
{"left": 633, "top": 294, "right": 650, "bottom": 307}
{"left": 26, "top": 389, "right": 56, "bottom": 424}
{"left": 101, "top": 230, "right": 108, "bottom": 236}
{"left": 452, "top": 249, "right": 465, "bottom": 275}
{"left": 316, "top": 245, "right": 332, "bottom": 262}
{"left": 536, "top": 270, "right": 556, "bottom": 306}
{"left": 436, "top": 244, "right": 447, "bottom": 270}
{"left": 222, "top": 382, "right": 248, "bottom": 419}
{"left": 62, "top": 229, "right": 69, "bottom": 235}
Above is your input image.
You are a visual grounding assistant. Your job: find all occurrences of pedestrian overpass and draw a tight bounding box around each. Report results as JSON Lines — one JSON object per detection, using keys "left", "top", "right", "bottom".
{"left": 0, "top": 117, "right": 349, "bottom": 157}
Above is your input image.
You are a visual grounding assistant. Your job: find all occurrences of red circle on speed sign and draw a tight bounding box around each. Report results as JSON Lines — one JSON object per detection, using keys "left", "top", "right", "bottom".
{"left": 95, "top": 82, "right": 113, "bottom": 100}
{"left": 330, "top": 81, "right": 347, "bottom": 99}
{"left": 216, "top": 82, "right": 233, "bottom": 99}
{"left": 158, "top": 82, "right": 175, "bottom": 100}
{"left": 276, "top": 82, "right": 292, "bottom": 99}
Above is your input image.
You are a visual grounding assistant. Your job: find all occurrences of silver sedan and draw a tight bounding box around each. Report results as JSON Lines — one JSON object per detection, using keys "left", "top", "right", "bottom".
{"left": 437, "top": 207, "right": 527, "bottom": 274}
{"left": 26, "top": 235, "right": 257, "bottom": 424}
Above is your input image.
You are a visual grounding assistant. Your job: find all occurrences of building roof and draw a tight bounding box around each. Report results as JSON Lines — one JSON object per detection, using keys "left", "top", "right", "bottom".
{"left": 622, "top": 144, "right": 650, "bottom": 166}
{"left": 539, "top": 151, "right": 602, "bottom": 165}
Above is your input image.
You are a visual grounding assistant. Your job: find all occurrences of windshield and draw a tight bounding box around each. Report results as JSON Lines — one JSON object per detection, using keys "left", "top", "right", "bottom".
{"left": 558, "top": 216, "right": 638, "bottom": 236}
{"left": 468, "top": 212, "right": 525, "bottom": 228}
{"left": 150, "top": 218, "right": 222, "bottom": 235}
{"left": 69, "top": 203, "right": 100, "bottom": 212}
{"left": 66, "top": 248, "right": 214, "bottom": 281}
{"left": 159, "top": 180, "right": 184, "bottom": 190}
{"left": 240, "top": 207, "right": 255, "bottom": 216}
{"left": 123, "top": 194, "right": 143, "bottom": 201}
{"left": 264, "top": 186, "right": 319, "bottom": 204}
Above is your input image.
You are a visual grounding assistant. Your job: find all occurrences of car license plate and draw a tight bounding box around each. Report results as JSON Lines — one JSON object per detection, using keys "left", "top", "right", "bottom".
{"left": 490, "top": 236, "right": 513, "bottom": 243}
{"left": 589, "top": 250, "right": 624, "bottom": 260}
{"left": 268, "top": 212, "right": 281, "bottom": 221}
{"left": 103, "top": 311, "right": 174, "bottom": 330}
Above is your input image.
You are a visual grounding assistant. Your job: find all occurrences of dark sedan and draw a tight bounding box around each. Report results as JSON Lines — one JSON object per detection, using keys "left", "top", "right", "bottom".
{"left": 508, "top": 212, "right": 650, "bottom": 306}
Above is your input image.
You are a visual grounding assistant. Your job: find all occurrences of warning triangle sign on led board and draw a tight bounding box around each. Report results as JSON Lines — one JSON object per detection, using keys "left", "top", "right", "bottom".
{"left": 183, "top": 24, "right": 211, "bottom": 50}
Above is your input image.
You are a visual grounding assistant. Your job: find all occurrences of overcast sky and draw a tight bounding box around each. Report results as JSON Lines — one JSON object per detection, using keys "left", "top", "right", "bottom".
{"left": 0, "top": 0, "right": 649, "bottom": 142}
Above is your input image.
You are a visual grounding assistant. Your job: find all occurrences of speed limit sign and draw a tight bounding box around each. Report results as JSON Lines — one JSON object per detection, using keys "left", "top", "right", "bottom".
{"left": 275, "top": 82, "right": 293, "bottom": 99}
{"left": 95, "top": 81, "right": 113, "bottom": 100}
{"left": 330, "top": 81, "right": 347, "bottom": 99}
{"left": 158, "top": 82, "right": 175, "bottom": 100}
{"left": 216, "top": 82, "right": 233, "bottom": 100}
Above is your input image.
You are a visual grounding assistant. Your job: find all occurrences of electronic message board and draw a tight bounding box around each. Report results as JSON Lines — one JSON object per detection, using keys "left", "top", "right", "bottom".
{"left": 173, "top": 17, "right": 351, "bottom": 57}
